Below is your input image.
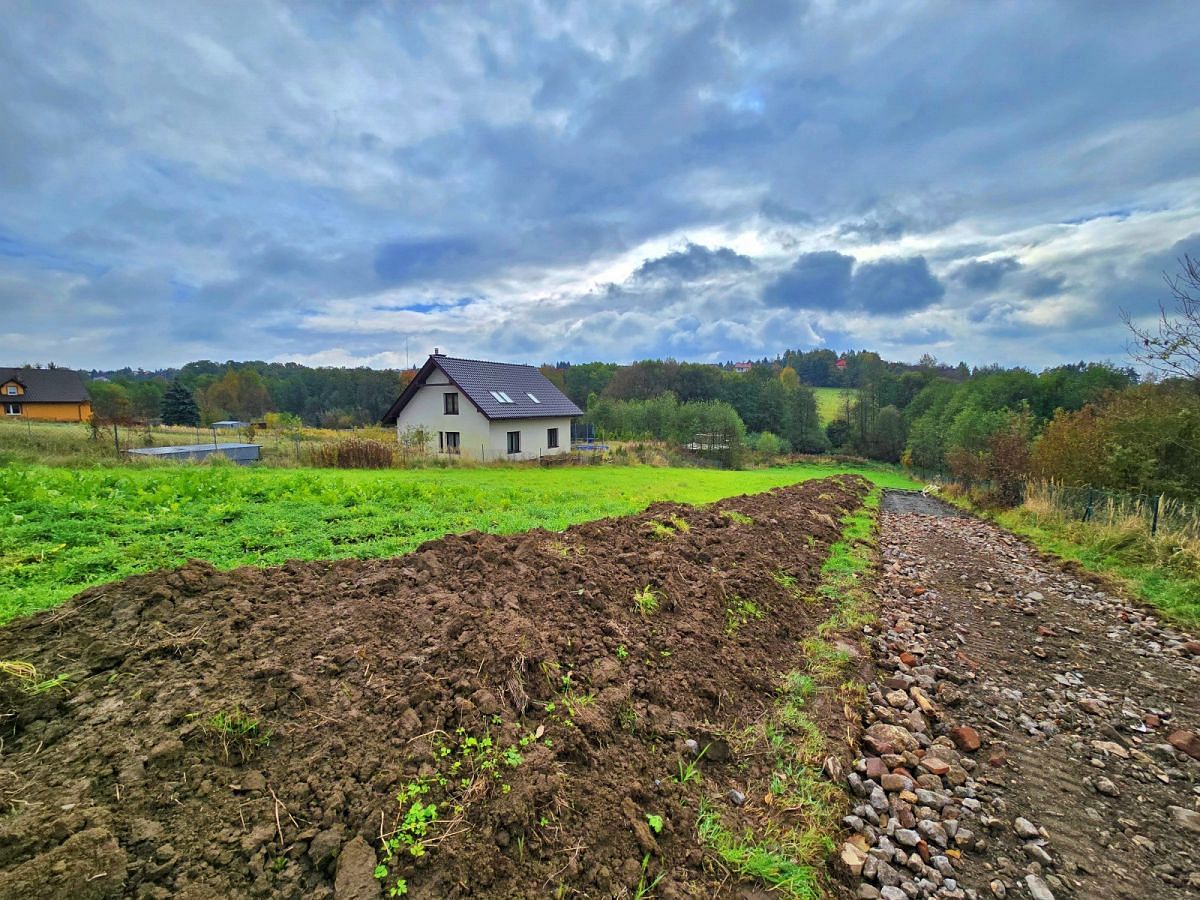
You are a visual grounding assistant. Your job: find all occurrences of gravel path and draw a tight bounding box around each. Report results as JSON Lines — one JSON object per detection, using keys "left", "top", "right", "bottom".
{"left": 839, "top": 493, "right": 1200, "bottom": 900}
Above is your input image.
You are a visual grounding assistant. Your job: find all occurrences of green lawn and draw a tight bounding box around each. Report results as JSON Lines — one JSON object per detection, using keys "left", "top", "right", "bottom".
{"left": 812, "top": 387, "right": 850, "bottom": 424}
{"left": 0, "top": 461, "right": 918, "bottom": 623}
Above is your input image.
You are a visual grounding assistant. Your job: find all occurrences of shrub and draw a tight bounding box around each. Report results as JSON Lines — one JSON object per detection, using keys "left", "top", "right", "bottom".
{"left": 306, "top": 438, "right": 396, "bottom": 469}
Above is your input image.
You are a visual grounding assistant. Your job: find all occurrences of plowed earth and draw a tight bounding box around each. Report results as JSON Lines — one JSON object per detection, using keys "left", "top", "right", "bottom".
{"left": 0, "top": 475, "right": 869, "bottom": 900}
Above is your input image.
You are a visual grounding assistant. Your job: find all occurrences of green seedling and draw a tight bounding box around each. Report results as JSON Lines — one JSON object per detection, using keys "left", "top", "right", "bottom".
{"left": 646, "top": 813, "right": 664, "bottom": 834}
{"left": 633, "top": 586, "right": 660, "bottom": 616}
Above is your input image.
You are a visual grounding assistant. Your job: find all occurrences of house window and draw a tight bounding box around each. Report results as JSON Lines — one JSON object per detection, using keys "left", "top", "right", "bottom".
{"left": 527, "top": 392, "right": 540, "bottom": 403}
{"left": 4, "top": 403, "right": 21, "bottom": 416}
{"left": 506, "top": 430, "right": 521, "bottom": 454}
{"left": 444, "top": 392, "right": 459, "bottom": 415}
{"left": 489, "top": 391, "right": 514, "bottom": 404}
{"left": 445, "top": 431, "right": 460, "bottom": 453}
{"left": 547, "top": 427, "right": 559, "bottom": 449}
{"left": 4, "top": 385, "right": 16, "bottom": 395}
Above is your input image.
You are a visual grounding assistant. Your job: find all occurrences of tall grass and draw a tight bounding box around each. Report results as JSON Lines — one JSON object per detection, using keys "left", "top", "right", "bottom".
{"left": 1000, "top": 487, "right": 1200, "bottom": 627}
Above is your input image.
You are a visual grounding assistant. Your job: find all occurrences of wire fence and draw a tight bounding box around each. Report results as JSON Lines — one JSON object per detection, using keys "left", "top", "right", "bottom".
{"left": 1023, "top": 481, "right": 1200, "bottom": 538}
{"left": 914, "top": 470, "right": 1200, "bottom": 539}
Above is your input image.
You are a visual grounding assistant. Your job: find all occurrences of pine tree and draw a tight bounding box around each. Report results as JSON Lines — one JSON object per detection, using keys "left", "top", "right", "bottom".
{"left": 161, "top": 379, "right": 200, "bottom": 426}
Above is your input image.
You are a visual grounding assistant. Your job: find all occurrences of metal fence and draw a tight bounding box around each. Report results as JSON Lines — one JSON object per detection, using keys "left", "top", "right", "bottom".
{"left": 1023, "top": 481, "right": 1200, "bottom": 538}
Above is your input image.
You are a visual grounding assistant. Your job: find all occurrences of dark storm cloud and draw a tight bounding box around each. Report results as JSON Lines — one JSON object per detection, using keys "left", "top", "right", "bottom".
{"left": 0, "top": 0, "right": 1197, "bottom": 368}
{"left": 763, "top": 251, "right": 854, "bottom": 309}
{"left": 850, "top": 257, "right": 945, "bottom": 313}
{"left": 953, "top": 257, "right": 1022, "bottom": 291}
{"left": 631, "top": 243, "right": 753, "bottom": 283}
{"left": 764, "top": 252, "right": 944, "bottom": 314}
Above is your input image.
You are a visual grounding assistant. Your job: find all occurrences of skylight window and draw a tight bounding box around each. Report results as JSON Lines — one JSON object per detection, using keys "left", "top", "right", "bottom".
{"left": 527, "top": 392, "right": 541, "bottom": 403}
{"left": 489, "top": 390, "right": 515, "bottom": 404}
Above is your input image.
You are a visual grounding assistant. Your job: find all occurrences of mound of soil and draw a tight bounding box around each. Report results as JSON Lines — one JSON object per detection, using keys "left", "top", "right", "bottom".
{"left": 0, "top": 475, "right": 869, "bottom": 899}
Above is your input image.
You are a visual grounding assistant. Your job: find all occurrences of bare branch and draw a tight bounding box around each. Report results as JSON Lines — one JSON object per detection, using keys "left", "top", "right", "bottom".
{"left": 1123, "top": 254, "right": 1200, "bottom": 380}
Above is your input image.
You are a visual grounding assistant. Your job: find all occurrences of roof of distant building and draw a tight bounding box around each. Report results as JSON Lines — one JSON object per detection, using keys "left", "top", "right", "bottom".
{"left": 0, "top": 367, "right": 90, "bottom": 403}
{"left": 382, "top": 355, "right": 582, "bottom": 424}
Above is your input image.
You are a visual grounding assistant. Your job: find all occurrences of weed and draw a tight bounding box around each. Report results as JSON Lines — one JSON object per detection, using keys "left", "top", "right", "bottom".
{"left": 616, "top": 644, "right": 628, "bottom": 661}
{"left": 646, "top": 813, "right": 664, "bottom": 834}
{"left": 618, "top": 703, "right": 639, "bottom": 733}
{"left": 648, "top": 521, "right": 676, "bottom": 540}
{"left": 202, "top": 706, "right": 271, "bottom": 762}
{"left": 724, "top": 597, "right": 764, "bottom": 634}
{"left": 720, "top": 509, "right": 754, "bottom": 525}
{"left": 772, "top": 569, "right": 798, "bottom": 590}
{"left": 633, "top": 585, "right": 660, "bottom": 616}
{"left": 674, "top": 744, "right": 708, "bottom": 784}
{"left": 668, "top": 514, "right": 690, "bottom": 533}
{"left": 696, "top": 802, "right": 821, "bottom": 899}
{"left": 1, "top": 661, "right": 72, "bottom": 695}
{"left": 632, "top": 854, "right": 665, "bottom": 900}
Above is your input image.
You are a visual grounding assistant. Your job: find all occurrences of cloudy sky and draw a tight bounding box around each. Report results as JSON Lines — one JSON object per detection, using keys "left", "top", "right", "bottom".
{"left": 3, "top": 0, "right": 1199, "bottom": 372}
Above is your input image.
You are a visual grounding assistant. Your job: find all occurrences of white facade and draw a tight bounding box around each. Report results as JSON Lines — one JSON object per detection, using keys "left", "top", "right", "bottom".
{"left": 394, "top": 370, "right": 572, "bottom": 460}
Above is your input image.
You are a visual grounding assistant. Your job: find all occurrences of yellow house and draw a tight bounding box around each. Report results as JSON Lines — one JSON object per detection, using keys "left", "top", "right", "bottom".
{"left": 1, "top": 367, "right": 93, "bottom": 422}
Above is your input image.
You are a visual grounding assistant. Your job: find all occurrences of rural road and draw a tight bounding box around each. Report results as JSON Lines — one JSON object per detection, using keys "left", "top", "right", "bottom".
{"left": 840, "top": 492, "right": 1200, "bottom": 900}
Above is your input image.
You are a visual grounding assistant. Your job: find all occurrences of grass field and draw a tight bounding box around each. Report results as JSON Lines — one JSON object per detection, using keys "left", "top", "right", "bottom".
{"left": 812, "top": 387, "right": 850, "bottom": 424}
{"left": 1, "top": 461, "right": 918, "bottom": 624}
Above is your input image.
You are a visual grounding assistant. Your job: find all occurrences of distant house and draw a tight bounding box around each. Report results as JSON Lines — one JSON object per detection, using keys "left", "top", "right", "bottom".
{"left": 381, "top": 353, "right": 582, "bottom": 460}
{"left": 733, "top": 361, "right": 753, "bottom": 373}
{"left": 0, "top": 368, "right": 92, "bottom": 422}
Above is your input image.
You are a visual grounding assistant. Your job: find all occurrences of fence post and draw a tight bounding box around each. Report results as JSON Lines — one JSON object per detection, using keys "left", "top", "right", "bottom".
{"left": 1083, "top": 488, "right": 1095, "bottom": 522}
{"left": 1151, "top": 494, "right": 1160, "bottom": 536}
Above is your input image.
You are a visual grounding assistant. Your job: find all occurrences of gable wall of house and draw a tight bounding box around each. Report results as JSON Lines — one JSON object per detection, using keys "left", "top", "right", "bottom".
{"left": 393, "top": 379, "right": 491, "bottom": 458}
{"left": 2, "top": 380, "right": 25, "bottom": 396}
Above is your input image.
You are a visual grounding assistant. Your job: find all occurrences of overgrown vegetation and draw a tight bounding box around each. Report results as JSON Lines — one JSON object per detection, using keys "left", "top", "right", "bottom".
{"left": 977, "top": 487, "right": 1200, "bottom": 627}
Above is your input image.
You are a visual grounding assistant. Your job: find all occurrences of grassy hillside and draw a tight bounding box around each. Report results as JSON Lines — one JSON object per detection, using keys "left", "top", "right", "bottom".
{"left": 812, "top": 387, "right": 850, "bottom": 424}
{"left": 0, "top": 461, "right": 918, "bottom": 623}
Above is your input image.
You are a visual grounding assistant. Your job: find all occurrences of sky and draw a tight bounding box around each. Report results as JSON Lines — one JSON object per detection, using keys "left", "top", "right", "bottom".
{"left": 3, "top": 0, "right": 1200, "bottom": 373}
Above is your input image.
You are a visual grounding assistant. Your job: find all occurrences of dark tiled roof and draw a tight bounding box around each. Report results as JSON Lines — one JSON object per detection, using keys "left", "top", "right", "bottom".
{"left": 0, "top": 367, "right": 90, "bottom": 403}
{"left": 382, "top": 356, "right": 582, "bottom": 424}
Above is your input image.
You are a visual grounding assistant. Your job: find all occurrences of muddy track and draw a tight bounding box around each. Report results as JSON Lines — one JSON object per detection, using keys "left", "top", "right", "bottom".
{"left": 839, "top": 492, "right": 1200, "bottom": 900}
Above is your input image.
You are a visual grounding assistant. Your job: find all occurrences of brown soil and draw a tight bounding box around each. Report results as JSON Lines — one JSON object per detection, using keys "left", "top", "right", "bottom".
{"left": 0, "top": 475, "right": 870, "bottom": 900}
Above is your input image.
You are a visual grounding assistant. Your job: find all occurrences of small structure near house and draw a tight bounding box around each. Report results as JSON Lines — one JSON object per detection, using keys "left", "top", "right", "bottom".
{"left": 381, "top": 352, "right": 582, "bottom": 461}
{"left": 126, "top": 442, "right": 261, "bottom": 464}
{"left": 733, "top": 361, "right": 753, "bottom": 373}
{"left": 210, "top": 420, "right": 250, "bottom": 429}
{"left": 1, "top": 367, "right": 92, "bottom": 422}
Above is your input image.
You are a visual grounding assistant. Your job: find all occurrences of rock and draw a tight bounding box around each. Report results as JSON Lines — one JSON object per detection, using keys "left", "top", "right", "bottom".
{"left": 857, "top": 886, "right": 882, "bottom": 900}
{"left": 1168, "top": 805, "right": 1200, "bottom": 834}
{"left": 869, "top": 786, "right": 889, "bottom": 812}
{"left": 840, "top": 841, "right": 869, "bottom": 877}
{"left": 881, "top": 774, "right": 912, "bottom": 793}
{"left": 864, "top": 723, "right": 919, "bottom": 755}
{"left": 949, "top": 725, "right": 981, "bottom": 752}
{"left": 879, "top": 887, "right": 907, "bottom": 900}
{"left": 727, "top": 789, "right": 746, "bottom": 807}
{"left": 1025, "top": 873, "right": 1055, "bottom": 900}
{"left": 922, "top": 757, "right": 950, "bottom": 776}
{"left": 1094, "top": 777, "right": 1120, "bottom": 797}
{"left": 1078, "top": 698, "right": 1106, "bottom": 715}
{"left": 1182, "top": 640, "right": 1200, "bottom": 656}
{"left": 333, "top": 836, "right": 380, "bottom": 899}
{"left": 989, "top": 879, "right": 1007, "bottom": 898}
{"left": 1013, "top": 817, "right": 1040, "bottom": 839}
{"left": 865, "top": 757, "right": 888, "bottom": 779}
{"left": 895, "top": 828, "right": 920, "bottom": 848}
{"left": 1167, "top": 729, "right": 1200, "bottom": 760}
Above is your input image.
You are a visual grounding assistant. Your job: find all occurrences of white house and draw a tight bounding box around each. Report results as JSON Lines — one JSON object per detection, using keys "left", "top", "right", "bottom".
{"left": 381, "top": 353, "right": 583, "bottom": 461}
